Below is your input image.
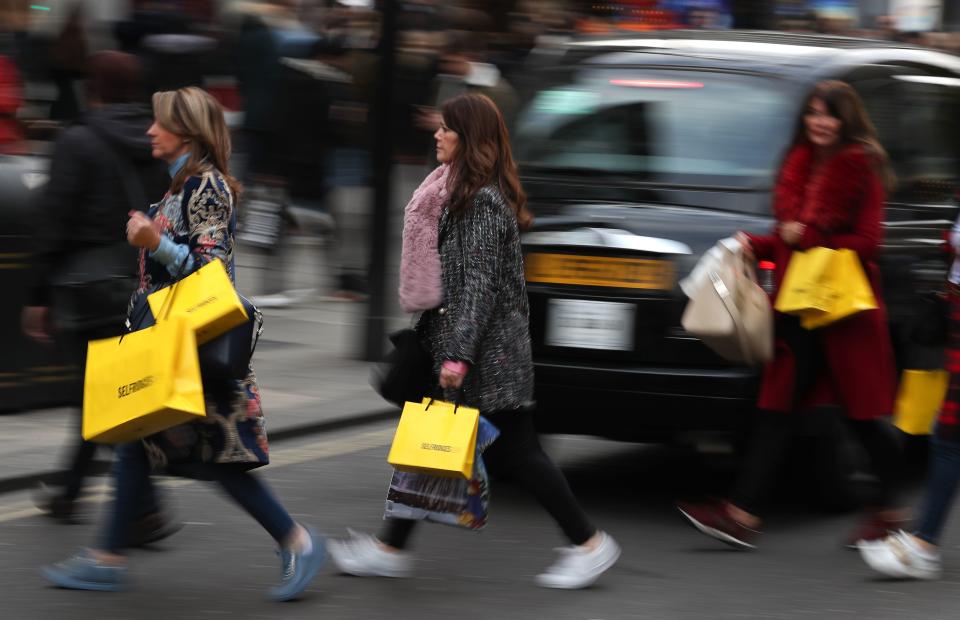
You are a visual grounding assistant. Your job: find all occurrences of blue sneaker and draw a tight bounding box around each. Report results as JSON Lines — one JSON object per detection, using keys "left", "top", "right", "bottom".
{"left": 268, "top": 525, "right": 326, "bottom": 602}
{"left": 41, "top": 550, "right": 128, "bottom": 592}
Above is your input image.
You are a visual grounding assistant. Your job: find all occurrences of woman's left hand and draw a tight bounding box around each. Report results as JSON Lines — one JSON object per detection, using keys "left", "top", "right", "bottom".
{"left": 126, "top": 211, "right": 162, "bottom": 251}
{"left": 439, "top": 365, "right": 465, "bottom": 390}
{"left": 779, "top": 221, "right": 806, "bottom": 246}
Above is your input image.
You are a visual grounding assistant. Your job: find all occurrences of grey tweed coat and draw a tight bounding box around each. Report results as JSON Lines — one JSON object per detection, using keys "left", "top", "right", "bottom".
{"left": 417, "top": 185, "right": 535, "bottom": 413}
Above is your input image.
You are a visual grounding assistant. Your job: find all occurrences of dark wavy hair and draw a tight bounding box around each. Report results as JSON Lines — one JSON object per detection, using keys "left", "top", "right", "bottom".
{"left": 790, "top": 80, "right": 896, "bottom": 191}
{"left": 441, "top": 93, "right": 532, "bottom": 230}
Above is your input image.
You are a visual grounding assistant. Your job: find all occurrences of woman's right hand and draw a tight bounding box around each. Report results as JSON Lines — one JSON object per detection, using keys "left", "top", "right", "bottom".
{"left": 735, "top": 232, "right": 755, "bottom": 262}
{"left": 126, "top": 211, "right": 162, "bottom": 251}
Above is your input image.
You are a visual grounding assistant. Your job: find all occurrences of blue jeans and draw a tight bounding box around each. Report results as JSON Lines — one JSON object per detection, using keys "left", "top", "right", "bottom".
{"left": 915, "top": 436, "right": 960, "bottom": 545}
{"left": 101, "top": 442, "right": 295, "bottom": 554}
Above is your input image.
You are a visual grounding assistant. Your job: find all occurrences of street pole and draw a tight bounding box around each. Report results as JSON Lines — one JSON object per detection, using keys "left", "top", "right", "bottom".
{"left": 364, "top": 0, "right": 397, "bottom": 361}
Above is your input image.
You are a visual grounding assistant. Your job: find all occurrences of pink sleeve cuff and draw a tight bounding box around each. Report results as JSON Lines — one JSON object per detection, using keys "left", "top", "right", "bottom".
{"left": 442, "top": 360, "right": 470, "bottom": 376}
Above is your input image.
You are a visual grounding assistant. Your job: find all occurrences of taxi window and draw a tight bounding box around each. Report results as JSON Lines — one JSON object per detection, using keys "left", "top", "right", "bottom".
{"left": 515, "top": 70, "right": 797, "bottom": 187}
{"left": 854, "top": 73, "right": 960, "bottom": 202}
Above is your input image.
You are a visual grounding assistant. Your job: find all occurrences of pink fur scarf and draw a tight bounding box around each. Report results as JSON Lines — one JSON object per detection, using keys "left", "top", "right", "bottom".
{"left": 399, "top": 164, "right": 449, "bottom": 312}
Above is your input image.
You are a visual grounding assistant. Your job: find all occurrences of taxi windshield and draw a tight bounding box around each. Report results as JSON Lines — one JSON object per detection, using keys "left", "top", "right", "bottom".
{"left": 515, "top": 69, "right": 797, "bottom": 188}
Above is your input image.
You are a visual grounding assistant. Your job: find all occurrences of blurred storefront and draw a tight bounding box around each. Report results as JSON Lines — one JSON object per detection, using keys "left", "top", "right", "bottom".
{"left": 575, "top": 1, "right": 953, "bottom": 32}
{"left": 768, "top": 0, "right": 949, "bottom": 31}
{"left": 580, "top": 1, "right": 731, "bottom": 31}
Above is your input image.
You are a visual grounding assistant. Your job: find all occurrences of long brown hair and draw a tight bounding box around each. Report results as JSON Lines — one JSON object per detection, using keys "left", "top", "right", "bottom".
{"left": 789, "top": 80, "right": 895, "bottom": 190}
{"left": 441, "top": 93, "right": 532, "bottom": 230}
{"left": 152, "top": 87, "right": 242, "bottom": 200}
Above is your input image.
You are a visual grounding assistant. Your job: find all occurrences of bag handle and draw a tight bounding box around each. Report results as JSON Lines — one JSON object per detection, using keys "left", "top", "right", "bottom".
{"left": 119, "top": 254, "right": 191, "bottom": 344}
{"left": 424, "top": 386, "right": 466, "bottom": 413}
{"left": 708, "top": 268, "right": 755, "bottom": 366}
{"left": 248, "top": 301, "right": 264, "bottom": 360}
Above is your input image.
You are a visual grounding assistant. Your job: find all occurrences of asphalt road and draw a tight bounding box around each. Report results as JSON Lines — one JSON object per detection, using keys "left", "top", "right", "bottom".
{"left": 0, "top": 423, "right": 957, "bottom": 620}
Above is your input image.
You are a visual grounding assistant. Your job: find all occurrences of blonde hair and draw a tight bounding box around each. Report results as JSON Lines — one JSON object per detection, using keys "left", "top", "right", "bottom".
{"left": 152, "top": 87, "right": 242, "bottom": 199}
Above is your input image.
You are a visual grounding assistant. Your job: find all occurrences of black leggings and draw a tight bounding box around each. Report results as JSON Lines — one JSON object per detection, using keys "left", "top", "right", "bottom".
{"left": 730, "top": 316, "right": 901, "bottom": 516}
{"left": 730, "top": 409, "right": 902, "bottom": 516}
{"left": 381, "top": 409, "right": 596, "bottom": 549}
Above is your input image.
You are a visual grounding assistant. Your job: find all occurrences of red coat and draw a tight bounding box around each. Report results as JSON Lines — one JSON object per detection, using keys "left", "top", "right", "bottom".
{"left": 0, "top": 56, "right": 23, "bottom": 151}
{"left": 747, "top": 142, "right": 896, "bottom": 420}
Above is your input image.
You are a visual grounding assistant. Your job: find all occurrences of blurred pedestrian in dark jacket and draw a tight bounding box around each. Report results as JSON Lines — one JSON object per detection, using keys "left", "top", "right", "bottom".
{"left": 23, "top": 51, "right": 169, "bottom": 526}
{"left": 235, "top": 12, "right": 281, "bottom": 180}
{"left": 49, "top": 3, "right": 88, "bottom": 123}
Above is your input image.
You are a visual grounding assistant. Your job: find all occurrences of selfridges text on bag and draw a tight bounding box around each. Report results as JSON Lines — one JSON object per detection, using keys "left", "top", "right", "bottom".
{"left": 681, "top": 238, "right": 773, "bottom": 365}
{"left": 82, "top": 316, "right": 204, "bottom": 443}
{"left": 387, "top": 397, "right": 480, "bottom": 479}
{"left": 146, "top": 258, "right": 248, "bottom": 345}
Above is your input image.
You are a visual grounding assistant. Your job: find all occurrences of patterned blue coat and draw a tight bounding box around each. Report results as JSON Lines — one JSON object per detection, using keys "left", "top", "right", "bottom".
{"left": 138, "top": 170, "right": 269, "bottom": 471}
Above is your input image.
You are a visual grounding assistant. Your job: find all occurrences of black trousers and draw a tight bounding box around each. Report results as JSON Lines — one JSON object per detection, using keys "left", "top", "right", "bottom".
{"left": 56, "top": 326, "right": 115, "bottom": 501}
{"left": 381, "top": 409, "right": 596, "bottom": 548}
{"left": 730, "top": 316, "right": 901, "bottom": 516}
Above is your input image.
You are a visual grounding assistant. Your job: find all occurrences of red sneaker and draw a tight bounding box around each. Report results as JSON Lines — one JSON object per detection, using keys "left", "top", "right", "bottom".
{"left": 844, "top": 512, "right": 910, "bottom": 549}
{"left": 677, "top": 500, "right": 760, "bottom": 550}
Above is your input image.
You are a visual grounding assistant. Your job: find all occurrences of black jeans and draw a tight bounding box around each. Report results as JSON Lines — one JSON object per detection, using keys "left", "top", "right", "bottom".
{"left": 730, "top": 409, "right": 903, "bottom": 516}
{"left": 730, "top": 316, "right": 901, "bottom": 516}
{"left": 381, "top": 409, "right": 596, "bottom": 549}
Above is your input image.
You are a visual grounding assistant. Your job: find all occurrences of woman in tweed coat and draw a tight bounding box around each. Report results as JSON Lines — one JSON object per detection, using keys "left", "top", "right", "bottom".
{"left": 42, "top": 88, "right": 324, "bottom": 600}
{"left": 330, "top": 93, "right": 620, "bottom": 590}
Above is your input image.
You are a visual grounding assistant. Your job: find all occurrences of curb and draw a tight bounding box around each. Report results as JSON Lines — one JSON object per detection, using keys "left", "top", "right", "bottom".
{"left": 0, "top": 407, "right": 399, "bottom": 496}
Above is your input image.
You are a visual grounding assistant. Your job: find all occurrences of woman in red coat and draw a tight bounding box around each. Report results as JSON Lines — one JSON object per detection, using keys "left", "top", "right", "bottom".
{"left": 678, "top": 80, "right": 904, "bottom": 549}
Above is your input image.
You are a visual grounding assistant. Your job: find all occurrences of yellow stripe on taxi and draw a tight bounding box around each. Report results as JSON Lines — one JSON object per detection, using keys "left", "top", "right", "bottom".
{"left": 525, "top": 253, "right": 674, "bottom": 290}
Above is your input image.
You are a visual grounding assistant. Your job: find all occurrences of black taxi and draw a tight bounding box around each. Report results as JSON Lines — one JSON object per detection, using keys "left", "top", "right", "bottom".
{"left": 514, "top": 31, "right": 960, "bottom": 441}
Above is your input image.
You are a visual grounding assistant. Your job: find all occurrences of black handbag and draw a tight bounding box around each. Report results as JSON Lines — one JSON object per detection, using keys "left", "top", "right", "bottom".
{"left": 374, "top": 328, "right": 434, "bottom": 407}
{"left": 910, "top": 292, "right": 949, "bottom": 347}
{"left": 127, "top": 288, "right": 263, "bottom": 383}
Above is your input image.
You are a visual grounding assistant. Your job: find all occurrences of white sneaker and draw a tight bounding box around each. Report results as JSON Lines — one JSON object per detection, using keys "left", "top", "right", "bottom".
{"left": 858, "top": 530, "right": 942, "bottom": 581}
{"left": 535, "top": 531, "right": 621, "bottom": 589}
{"left": 328, "top": 529, "right": 413, "bottom": 578}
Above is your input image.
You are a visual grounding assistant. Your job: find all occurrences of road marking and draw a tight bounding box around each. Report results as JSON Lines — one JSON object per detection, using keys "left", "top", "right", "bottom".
{"left": 0, "top": 428, "right": 392, "bottom": 525}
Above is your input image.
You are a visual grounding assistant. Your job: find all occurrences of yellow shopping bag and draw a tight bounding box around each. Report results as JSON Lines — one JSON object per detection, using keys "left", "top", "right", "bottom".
{"left": 799, "top": 249, "right": 877, "bottom": 329}
{"left": 147, "top": 259, "right": 247, "bottom": 345}
{"left": 893, "top": 369, "right": 949, "bottom": 435}
{"left": 774, "top": 247, "right": 877, "bottom": 329}
{"left": 82, "top": 316, "right": 205, "bottom": 444}
{"left": 775, "top": 247, "right": 839, "bottom": 315}
{"left": 387, "top": 398, "right": 480, "bottom": 479}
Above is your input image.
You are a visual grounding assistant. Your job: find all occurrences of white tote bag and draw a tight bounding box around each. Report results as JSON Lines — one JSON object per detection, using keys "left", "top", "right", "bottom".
{"left": 680, "top": 239, "right": 773, "bottom": 365}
